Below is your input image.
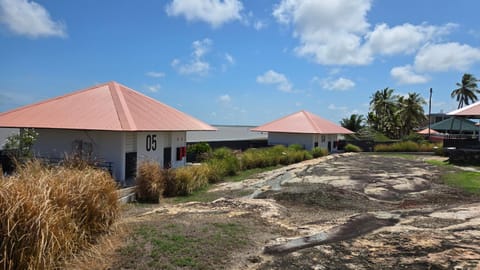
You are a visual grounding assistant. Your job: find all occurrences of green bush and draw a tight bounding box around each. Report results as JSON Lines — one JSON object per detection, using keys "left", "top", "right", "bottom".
{"left": 187, "top": 142, "right": 212, "bottom": 162}
{"left": 344, "top": 144, "right": 362, "bottom": 152}
{"left": 311, "top": 147, "right": 328, "bottom": 158}
{"left": 288, "top": 144, "right": 304, "bottom": 151}
{"left": 374, "top": 141, "right": 440, "bottom": 152}
{"left": 209, "top": 148, "right": 240, "bottom": 176}
{"left": 172, "top": 166, "right": 209, "bottom": 196}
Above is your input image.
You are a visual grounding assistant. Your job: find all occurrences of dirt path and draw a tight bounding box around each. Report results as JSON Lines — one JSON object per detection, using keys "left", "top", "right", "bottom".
{"left": 108, "top": 153, "right": 480, "bottom": 269}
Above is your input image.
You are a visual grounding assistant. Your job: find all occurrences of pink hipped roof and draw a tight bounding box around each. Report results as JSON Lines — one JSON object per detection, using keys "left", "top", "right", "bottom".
{"left": 416, "top": 128, "right": 441, "bottom": 135}
{"left": 448, "top": 101, "right": 480, "bottom": 118}
{"left": 0, "top": 81, "right": 215, "bottom": 131}
{"left": 251, "top": 110, "right": 354, "bottom": 134}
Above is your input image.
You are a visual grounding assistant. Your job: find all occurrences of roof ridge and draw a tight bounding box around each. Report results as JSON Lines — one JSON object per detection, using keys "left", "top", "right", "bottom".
{"left": 302, "top": 110, "right": 322, "bottom": 133}
{"left": 109, "top": 82, "right": 137, "bottom": 130}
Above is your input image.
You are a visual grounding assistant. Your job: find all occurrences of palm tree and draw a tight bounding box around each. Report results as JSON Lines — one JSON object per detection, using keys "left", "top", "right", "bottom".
{"left": 397, "top": 93, "right": 426, "bottom": 138}
{"left": 451, "top": 73, "right": 480, "bottom": 109}
{"left": 340, "top": 114, "right": 365, "bottom": 132}
{"left": 368, "top": 87, "right": 398, "bottom": 137}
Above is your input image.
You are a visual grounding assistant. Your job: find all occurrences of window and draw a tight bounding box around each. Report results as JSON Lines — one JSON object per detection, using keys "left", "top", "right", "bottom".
{"left": 176, "top": 146, "right": 186, "bottom": 161}
{"left": 321, "top": 135, "right": 326, "bottom": 143}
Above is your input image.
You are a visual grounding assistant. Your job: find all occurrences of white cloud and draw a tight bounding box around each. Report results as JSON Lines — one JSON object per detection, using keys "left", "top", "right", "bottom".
{"left": 328, "top": 104, "right": 348, "bottom": 111}
{"left": 273, "top": 0, "right": 372, "bottom": 65}
{"left": 253, "top": 20, "right": 266, "bottom": 30}
{"left": 322, "top": 77, "right": 355, "bottom": 91}
{"left": 145, "top": 84, "right": 161, "bottom": 92}
{"left": 225, "top": 53, "right": 235, "bottom": 65}
{"left": 272, "top": 1, "right": 459, "bottom": 67}
{"left": 256, "top": 70, "right": 293, "bottom": 92}
{"left": 366, "top": 23, "right": 455, "bottom": 55}
{"left": 0, "top": 0, "right": 66, "bottom": 38}
{"left": 218, "top": 94, "right": 231, "bottom": 104}
{"left": 165, "top": 0, "right": 243, "bottom": 28}
{"left": 390, "top": 65, "right": 429, "bottom": 85}
{"left": 172, "top": 38, "right": 212, "bottom": 76}
{"left": 146, "top": 71, "right": 165, "bottom": 78}
{"left": 414, "top": 42, "right": 480, "bottom": 72}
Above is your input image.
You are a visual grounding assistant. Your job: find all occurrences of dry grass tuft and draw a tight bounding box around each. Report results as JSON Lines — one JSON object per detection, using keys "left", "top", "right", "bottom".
{"left": 0, "top": 160, "right": 119, "bottom": 270}
{"left": 135, "top": 161, "right": 165, "bottom": 203}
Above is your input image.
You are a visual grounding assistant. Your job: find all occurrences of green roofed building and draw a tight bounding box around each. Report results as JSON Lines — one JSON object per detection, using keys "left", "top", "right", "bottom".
{"left": 429, "top": 117, "right": 478, "bottom": 134}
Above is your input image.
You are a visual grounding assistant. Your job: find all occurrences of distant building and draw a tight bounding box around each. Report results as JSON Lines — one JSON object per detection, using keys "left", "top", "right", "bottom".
{"left": 187, "top": 125, "right": 267, "bottom": 150}
{"left": 251, "top": 110, "right": 353, "bottom": 152}
{"left": 0, "top": 81, "right": 214, "bottom": 182}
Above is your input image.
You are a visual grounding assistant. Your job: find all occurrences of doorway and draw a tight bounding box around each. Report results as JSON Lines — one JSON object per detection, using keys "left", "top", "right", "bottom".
{"left": 163, "top": 147, "right": 172, "bottom": 168}
{"left": 125, "top": 152, "right": 137, "bottom": 183}
{"left": 328, "top": 141, "right": 332, "bottom": 152}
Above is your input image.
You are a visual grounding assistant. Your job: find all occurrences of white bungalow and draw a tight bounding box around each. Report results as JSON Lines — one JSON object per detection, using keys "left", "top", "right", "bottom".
{"left": 251, "top": 110, "right": 353, "bottom": 152}
{"left": 0, "top": 81, "right": 215, "bottom": 183}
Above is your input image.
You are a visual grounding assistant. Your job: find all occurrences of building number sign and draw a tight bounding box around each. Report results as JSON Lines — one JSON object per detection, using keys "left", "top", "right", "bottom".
{"left": 145, "top": 134, "right": 157, "bottom": 151}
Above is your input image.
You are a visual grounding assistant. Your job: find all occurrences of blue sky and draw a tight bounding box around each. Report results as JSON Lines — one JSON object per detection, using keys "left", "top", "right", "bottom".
{"left": 1, "top": 0, "right": 480, "bottom": 126}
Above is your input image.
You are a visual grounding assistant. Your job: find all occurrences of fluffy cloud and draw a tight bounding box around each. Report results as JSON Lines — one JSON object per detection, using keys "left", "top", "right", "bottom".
{"left": 166, "top": 0, "right": 243, "bottom": 28}
{"left": 256, "top": 70, "right": 293, "bottom": 92}
{"left": 145, "top": 84, "right": 161, "bottom": 92}
{"left": 0, "top": 0, "right": 66, "bottom": 38}
{"left": 273, "top": 0, "right": 372, "bottom": 65}
{"left": 414, "top": 42, "right": 480, "bottom": 72}
{"left": 390, "top": 65, "right": 429, "bottom": 85}
{"left": 272, "top": 0, "right": 460, "bottom": 67}
{"left": 146, "top": 71, "right": 165, "bottom": 78}
{"left": 322, "top": 77, "right": 355, "bottom": 91}
{"left": 172, "top": 38, "right": 212, "bottom": 76}
{"left": 224, "top": 53, "right": 235, "bottom": 65}
{"left": 366, "top": 23, "right": 455, "bottom": 55}
{"left": 218, "top": 94, "right": 231, "bottom": 104}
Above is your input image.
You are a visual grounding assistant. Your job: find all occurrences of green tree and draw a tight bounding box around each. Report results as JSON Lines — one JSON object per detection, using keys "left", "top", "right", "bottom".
{"left": 340, "top": 114, "right": 365, "bottom": 132}
{"left": 397, "top": 92, "right": 427, "bottom": 138}
{"left": 368, "top": 87, "right": 398, "bottom": 138}
{"left": 451, "top": 73, "right": 479, "bottom": 109}
{"left": 3, "top": 128, "right": 38, "bottom": 158}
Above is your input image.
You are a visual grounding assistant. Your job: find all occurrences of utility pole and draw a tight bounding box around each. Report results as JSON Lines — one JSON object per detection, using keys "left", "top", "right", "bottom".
{"left": 428, "top": 88, "right": 432, "bottom": 140}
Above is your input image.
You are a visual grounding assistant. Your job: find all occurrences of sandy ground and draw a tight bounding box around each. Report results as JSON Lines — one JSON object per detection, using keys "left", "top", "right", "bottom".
{"left": 109, "top": 153, "right": 480, "bottom": 269}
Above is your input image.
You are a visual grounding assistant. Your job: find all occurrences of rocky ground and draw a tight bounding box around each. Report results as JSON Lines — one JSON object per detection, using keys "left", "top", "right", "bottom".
{"left": 106, "top": 153, "right": 480, "bottom": 269}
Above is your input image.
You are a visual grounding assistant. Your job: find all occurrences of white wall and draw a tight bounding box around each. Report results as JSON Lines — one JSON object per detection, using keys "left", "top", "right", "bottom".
{"left": 268, "top": 133, "right": 314, "bottom": 150}
{"left": 268, "top": 132, "right": 340, "bottom": 152}
{"left": 33, "top": 129, "right": 125, "bottom": 180}
{"left": 0, "top": 128, "right": 19, "bottom": 148}
{"left": 136, "top": 131, "right": 186, "bottom": 169}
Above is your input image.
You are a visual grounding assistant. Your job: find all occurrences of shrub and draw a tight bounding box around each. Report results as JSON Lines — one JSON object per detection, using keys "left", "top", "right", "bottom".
{"left": 136, "top": 161, "right": 165, "bottom": 203}
{"left": 311, "top": 147, "right": 328, "bottom": 158}
{"left": 0, "top": 160, "right": 119, "bottom": 270}
{"left": 209, "top": 148, "right": 239, "bottom": 176}
{"left": 344, "top": 144, "right": 362, "bottom": 152}
{"left": 187, "top": 143, "right": 212, "bottom": 162}
{"left": 171, "top": 166, "right": 209, "bottom": 196}
{"left": 375, "top": 141, "right": 419, "bottom": 152}
{"left": 288, "top": 144, "right": 304, "bottom": 151}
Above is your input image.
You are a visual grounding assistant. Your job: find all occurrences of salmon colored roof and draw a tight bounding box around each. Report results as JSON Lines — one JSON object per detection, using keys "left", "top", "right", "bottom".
{"left": 0, "top": 81, "right": 215, "bottom": 131}
{"left": 251, "top": 110, "right": 354, "bottom": 134}
{"left": 448, "top": 101, "right": 480, "bottom": 118}
{"left": 416, "top": 128, "right": 441, "bottom": 135}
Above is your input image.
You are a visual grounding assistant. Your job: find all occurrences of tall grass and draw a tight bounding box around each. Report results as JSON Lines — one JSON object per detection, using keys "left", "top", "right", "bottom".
{"left": 138, "top": 145, "right": 322, "bottom": 198}
{"left": 374, "top": 141, "right": 440, "bottom": 152}
{"left": 135, "top": 161, "right": 166, "bottom": 203}
{"left": 0, "top": 160, "right": 119, "bottom": 270}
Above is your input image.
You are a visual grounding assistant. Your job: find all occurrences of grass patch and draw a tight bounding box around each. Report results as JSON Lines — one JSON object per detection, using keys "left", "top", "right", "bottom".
{"left": 117, "top": 221, "right": 249, "bottom": 269}
{"left": 425, "top": 159, "right": 451, "bottom": 167}
{"left": 442, "top": 171, "right": 480, "bottom": 194}
{"left": 224, "top": 165, "right": 282, "bottom": 182}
